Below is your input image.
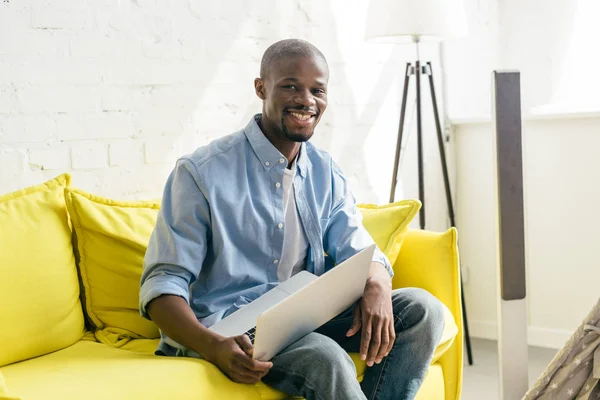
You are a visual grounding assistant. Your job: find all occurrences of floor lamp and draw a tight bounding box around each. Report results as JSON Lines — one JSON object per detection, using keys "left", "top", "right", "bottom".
{"left": 365, "top": 0, "right": 475, "bottom": 365}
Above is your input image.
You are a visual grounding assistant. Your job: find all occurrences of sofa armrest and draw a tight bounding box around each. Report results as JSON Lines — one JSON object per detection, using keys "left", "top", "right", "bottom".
{"left": 392, "top": 228, "right": 463, "bottom": 400}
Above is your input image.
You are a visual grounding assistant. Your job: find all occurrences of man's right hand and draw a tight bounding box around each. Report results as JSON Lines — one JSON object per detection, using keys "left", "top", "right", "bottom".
{"left": 207, "top": 334, "right": 273, "bottom": 384}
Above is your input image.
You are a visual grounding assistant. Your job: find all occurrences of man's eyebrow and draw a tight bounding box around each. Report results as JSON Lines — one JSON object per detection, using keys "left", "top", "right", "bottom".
{"left": 279, "top": 77, "right": 328, "bottom": 86}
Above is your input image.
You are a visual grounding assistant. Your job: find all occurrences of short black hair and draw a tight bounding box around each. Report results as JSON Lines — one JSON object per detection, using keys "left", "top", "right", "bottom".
{"left": 260, "top": 39, "right": 328, "bottom": 79}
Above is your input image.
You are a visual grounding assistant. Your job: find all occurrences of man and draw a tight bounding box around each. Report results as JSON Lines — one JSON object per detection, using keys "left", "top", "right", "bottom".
{"left": 140, "top": 39, "right": 445, "bottom": 400}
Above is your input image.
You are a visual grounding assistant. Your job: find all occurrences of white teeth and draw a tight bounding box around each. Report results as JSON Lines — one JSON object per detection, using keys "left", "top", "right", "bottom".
{"left": 290, "top": 112, "right": 311, "bottom": 121}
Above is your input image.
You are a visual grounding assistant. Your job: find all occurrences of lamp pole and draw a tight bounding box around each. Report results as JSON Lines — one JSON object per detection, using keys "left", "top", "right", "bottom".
{"left": 388, "top": 38, "right": 474, "bottom": 365}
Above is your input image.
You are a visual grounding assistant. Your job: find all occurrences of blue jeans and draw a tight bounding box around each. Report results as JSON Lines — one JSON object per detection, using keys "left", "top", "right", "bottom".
{"left": 261, "top": 287, "right": 446, "bottom": 400}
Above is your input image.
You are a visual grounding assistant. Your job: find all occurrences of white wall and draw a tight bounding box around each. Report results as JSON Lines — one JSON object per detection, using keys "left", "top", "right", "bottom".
{"left": 455, "top": 116, "right": 600, "bottom": 349}
{"left": 0, "top": 0, "right": 451, "bottom": 232}
{"left": 444, "top": 0, "right": 600, "bottom": 348}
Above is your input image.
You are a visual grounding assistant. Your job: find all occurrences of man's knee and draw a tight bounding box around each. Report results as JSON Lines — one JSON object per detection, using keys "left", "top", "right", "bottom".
{"left": 267, "top": 333, "right": 359, "bottom": 394}
{"left": 284, "top": 333, "right": 356, "bottom": 372}
{"left": 392, "top": 287, "right": 446, "bottom": 341}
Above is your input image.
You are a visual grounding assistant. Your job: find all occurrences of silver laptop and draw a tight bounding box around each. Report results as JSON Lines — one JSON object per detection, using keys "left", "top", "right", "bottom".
{"left": 209, "top": 244, "right": 376, "bottom": 361}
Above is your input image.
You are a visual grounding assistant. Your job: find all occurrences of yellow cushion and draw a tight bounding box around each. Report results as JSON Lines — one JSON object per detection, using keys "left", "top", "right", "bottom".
{"left": 0, "top": 341, "right": 278, "bottom": 400}
{"left": 431, "top": 305, "right": 459, "bottom": 363}
{"left": 0, "top": 174, "right": 85, "bottom": 367}
{"left": 394, "top": 228, "right": 463, "bottom": 400}
{"left": 414, "top": 363, "right": 445, "bottom": 400}
{"left": 0, "top": 371, "right": 20, "bottom": 400}
{"left": 358, "top": 200, "right": 421, "bottom": 266}
{"left": 64, "top": 188, "right": 161, "bottom": 345}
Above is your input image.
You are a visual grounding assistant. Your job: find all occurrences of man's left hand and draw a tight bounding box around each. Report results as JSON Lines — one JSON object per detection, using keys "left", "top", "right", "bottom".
{"left": 346, "top": 270, "right": 395, "bottom": 367}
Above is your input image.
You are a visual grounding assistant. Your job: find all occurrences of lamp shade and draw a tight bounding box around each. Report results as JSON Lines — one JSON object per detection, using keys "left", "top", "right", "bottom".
{"left": 365, "top": 0, "right": 468, "bottom": 42}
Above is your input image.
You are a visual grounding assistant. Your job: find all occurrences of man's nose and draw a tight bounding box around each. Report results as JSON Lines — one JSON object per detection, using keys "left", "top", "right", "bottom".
{"left": 293, "top": 89, "right": 316, "bottom": 108}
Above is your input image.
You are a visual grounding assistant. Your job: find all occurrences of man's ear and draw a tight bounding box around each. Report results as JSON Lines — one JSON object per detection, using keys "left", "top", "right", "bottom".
{"left": 254, "top": 77, "right": 266, "bottom": 100}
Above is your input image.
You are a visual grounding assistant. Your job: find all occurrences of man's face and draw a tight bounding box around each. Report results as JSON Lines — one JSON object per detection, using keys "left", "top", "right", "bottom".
{"left": 255, "top": 55, "right": 328, "bottom": 142}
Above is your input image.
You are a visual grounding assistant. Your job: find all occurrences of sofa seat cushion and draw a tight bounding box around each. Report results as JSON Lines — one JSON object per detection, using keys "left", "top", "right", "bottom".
{"left": 1, "top": 338, "right": 447, "bottom": 400}
{"left": 0, "top": 174, "right": 85, "bottom": 367}
{"left": 0, "top": 371, "right": 20, "bottom": 400}
{"left": 0, "top": 341, "right": 282, "bottom": 400}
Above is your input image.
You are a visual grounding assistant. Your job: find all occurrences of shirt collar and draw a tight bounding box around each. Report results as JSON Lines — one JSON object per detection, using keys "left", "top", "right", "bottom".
{"left": 244, "top": 114, "right": 307, "bottom": 177}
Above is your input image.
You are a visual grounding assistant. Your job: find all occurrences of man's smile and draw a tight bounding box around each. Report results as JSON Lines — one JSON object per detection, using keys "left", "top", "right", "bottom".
{"left": 285, "top": 109, "right": 317, "bottom": 127}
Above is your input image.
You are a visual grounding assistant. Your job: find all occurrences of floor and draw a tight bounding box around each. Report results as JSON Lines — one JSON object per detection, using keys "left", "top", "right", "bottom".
{"left": 461, "top": 338, "right": 558, "bottom": 400}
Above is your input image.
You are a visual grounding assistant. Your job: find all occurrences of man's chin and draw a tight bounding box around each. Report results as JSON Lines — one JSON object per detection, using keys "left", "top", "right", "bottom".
{"left": 284, "top": 131, "right": 313, "bottom": 142}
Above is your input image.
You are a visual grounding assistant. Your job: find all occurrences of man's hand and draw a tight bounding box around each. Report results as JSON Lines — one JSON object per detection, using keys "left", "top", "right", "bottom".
{"left": 346, "top": 271, "right": 394, "bottom": 367}
{"left": 206, "top": 334, "right": 273, "bottom": 384}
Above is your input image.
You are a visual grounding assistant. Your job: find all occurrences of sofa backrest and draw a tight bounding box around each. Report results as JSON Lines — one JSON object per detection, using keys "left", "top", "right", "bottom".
{"left": 0, "top": 174, "right": 85, "bottom": 367}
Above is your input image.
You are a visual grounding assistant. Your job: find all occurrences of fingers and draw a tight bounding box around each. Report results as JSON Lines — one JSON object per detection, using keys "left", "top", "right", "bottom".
{"left": 232, "top": 336, "right": 272, "bottom": 373}
{"left": 248, "top": 358, "right": 273, "bottom": 373}
{"left": 231, "top": 367, "right": 262, "bottom": 384}
{"left": 229, "top": 355, "right": 271, "bottom": 384}
{"left": 375, "top": 320, "right": 390, "bottom": 364}
{"left": 361, "top": 315, "right": 396, "bottom": 366}
{"left": 229, "top": 353, "right": 272, "bottom": 384}
{"left": 235, "top": 334, "right": 254, "bottom": 356}
{"left": 217, "top": 337, "right": 273, "bottom": 385}
{"left": 346, "top": 304, "right": 362, "bottom": 337}
{"left": 232, "top": 365, "right": 269, "bottom": 384}
{"left": 387, "top": 320, "right": 396, "bottom": 355}
{"left": 366, "top": 318, "right": 383, "bottom": 367}
{"left": 360, "top": 313, "right": 371, "bottom": 362}
{"left": 233, "top": 350, "right": 272, "bottom": 373}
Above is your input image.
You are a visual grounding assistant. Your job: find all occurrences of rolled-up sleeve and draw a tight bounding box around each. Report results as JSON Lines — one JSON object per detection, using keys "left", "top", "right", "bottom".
{"left": 139, "top": 158, "right": 211, "bottom": 319}
{"left": 323, "top": 161, "right": 394, "bottom": 277}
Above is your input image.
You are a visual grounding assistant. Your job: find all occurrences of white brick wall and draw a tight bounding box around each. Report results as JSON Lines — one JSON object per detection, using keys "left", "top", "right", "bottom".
{"left": 0, "top": 0, "right": 441, "bottom": 207}
{"left": 71, "top": 142, "right": 108, "bottom": 170}
{"left": 0, "top": 150, "right": 25, "bottom": 185}
{"left": 108, "top": 140, "right": 143, "bottom": 167}
{"left": 57, "top": 112, "right": 133, "bottom": 141}
{"left": 0, "top": 115, "right": 56, "bottom": 142}
{"left": 29, "top": 147, "right": 70, "bottom": 171}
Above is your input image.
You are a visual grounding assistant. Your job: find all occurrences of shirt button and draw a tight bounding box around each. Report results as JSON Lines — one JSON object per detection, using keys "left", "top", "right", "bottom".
{"left": 279, "top": 158, "right": 285, "bottom": 164}
{"left": 273, "top": 259, "right": 279, "bottom": 264}
{"left": 265, "top": 161, "right": 270, "bottom": 166}
{"left": 275, "top": 182, "right": 281, "bottom": 188}
{"left": 278, "top": 223, "right": 283, "bottom": 229}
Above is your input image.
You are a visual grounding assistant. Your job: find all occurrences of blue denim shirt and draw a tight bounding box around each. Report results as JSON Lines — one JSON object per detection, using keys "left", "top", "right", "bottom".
{"left": 140, "top": 115, "right": 392, "bottom": 355}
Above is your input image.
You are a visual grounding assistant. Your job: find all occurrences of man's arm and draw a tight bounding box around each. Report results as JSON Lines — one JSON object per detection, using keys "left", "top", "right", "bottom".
{"left": 323, "top": 160, "right": 395, "bottom": 367}
{"left": 147, "top": 295, "right": 272, "bottom": 384}
{"left": 147, "top": 295, "right": 219, "bottom": 358}
{"left": 321, "top": 161, "right": 394, "bottom": 278}
{"left": 140, "top": 159, "right": 271, "bottom": 383}
{"left": 140, "top": 159, "right": 210, "bottom": 322}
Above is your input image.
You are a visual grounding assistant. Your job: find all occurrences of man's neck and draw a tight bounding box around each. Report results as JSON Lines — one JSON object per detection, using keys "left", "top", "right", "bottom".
{"left": 257, "top": 117, "right": 301, "bottom": 167}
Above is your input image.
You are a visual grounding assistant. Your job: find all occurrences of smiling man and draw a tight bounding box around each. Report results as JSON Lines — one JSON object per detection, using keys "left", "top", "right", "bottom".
{"left": 140, "top": 39, "right": 445, "bottom": 400}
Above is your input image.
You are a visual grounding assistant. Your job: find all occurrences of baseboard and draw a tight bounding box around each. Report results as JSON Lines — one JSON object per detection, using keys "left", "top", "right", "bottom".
{"left": 469, "top": 320, "right": 572, "bottom": 349}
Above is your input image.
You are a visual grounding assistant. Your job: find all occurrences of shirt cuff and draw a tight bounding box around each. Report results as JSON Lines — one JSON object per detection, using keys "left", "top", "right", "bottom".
{"left": 139, "top": 273, "right": 190, "bottom": 320}
{"left": 372, "top": 247, "right": 394, "bottom": 278}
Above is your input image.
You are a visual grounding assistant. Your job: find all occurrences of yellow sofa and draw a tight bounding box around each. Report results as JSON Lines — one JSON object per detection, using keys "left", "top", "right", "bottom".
{"left": 0, "top": 174, "right": 463, "bottom": 400}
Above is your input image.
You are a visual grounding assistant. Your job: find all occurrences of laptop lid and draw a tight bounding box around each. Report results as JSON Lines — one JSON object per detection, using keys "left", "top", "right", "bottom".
{"left": 252, "top": 244, "right": 376, "bottom": 361}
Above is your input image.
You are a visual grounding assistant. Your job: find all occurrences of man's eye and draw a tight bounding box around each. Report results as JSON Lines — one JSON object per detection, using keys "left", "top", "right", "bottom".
{"left": 283, "top": 85, "right": 297, "bottom": 90}
{"left": 313, "top": 88, "right": 326, "bottom": 94}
